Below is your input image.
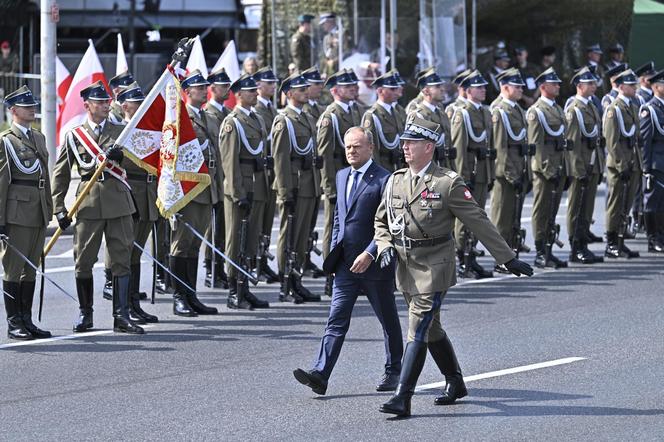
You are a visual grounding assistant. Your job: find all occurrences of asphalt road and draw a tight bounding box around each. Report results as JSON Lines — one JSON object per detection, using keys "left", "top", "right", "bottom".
{"left": 1, "top": 185, "right": 663, "bottom": 441}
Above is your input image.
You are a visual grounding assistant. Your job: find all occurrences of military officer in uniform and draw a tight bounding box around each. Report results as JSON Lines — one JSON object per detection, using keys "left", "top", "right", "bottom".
{"left": 513, "top": 46, "right": 539, "bottom": 108}
{"left": 408, "top": 68, "right": 454, "bottom": 170}
{"left": 253, "top": 67, "right": 281, "bottom": 283}
{"left": 605, "top": 43, "right": 625, "bottom": 71}
{"left": 600, "top": 63, "right": 627, "bottom": 110}
{"left": 639, "top": 69, "right": 664, "bottom": 253}
{"left": 203, "top": 67, "right": 232, "bottom": 289}
{"left": 444, "top": 69, "right": 472, "bottom": 120}
{"left": 405, "top": 67, "right": 432, "bottom": 114}
{"left": 487, "top": 50, "right": 511, "bottom": 104}
{"left": 565, "top": 67, "right": 605, "bottom": 263}
{"left": 451, "top": 70, "right": 496, "bottom": 279}
{"left": 0, "top": 86, "right": 53, "bottom": 340}
{"left": 52, "top": 81, "right": 143, "bottom": 334}
{"left": 635, "top": 62, "right": 656, "bottom": 106}
{"left": 290, "top": 14, "right": 315, "bottom": 73}
{"left": 362, "top": 72, "right": 405, "bottom": 172}
{"left": 526, "top": 68, "right": 569, "bottom": 269}
{"left": 490, "top": 68, "right": 532, "bottom": 272}
{"left": 603, "top": 69, "right": 642, "bottom": 259}
{"left": 585, "top": 44, "right": 606, "bottom": 96}
{"left": 374, "top": 117, "right": 533, "bottom": 417}
{"left": 108, "top": 71, "right": 134, "bottom": 124}
{"left": 272, "top": 74, "right": 322, "bottom": 303}
{"left": 116, "top": 82, "right": 158, "bottom": 324}
{"left": 220, "top": 74, "right": 271, "bottom": 309}
{"left": 389, "top": 69, "right": 408, "bottom": 125}
{"left": 169, "top": 70, "right": 221, "bottom": 317}
{"left": 317, "top": 70, "right": 360, "bottom": 297}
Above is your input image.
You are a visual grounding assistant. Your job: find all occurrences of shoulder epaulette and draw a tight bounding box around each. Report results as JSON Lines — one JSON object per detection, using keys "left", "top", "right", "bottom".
{"left": 393, "top": 167, "right": 408, "bottom": 175}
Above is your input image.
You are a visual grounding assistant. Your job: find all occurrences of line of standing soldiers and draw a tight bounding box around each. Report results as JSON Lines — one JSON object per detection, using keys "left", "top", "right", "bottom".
{"left": 2, "top": 58, "right": 663, "bottom": 340}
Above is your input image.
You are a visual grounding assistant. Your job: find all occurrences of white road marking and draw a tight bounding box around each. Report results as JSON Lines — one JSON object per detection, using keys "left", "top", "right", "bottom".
{"left": 415, "top": 356, "right": 587, "bottom": 391}
{"left": 0, "top": 325, "right": 155, "bottom": 350}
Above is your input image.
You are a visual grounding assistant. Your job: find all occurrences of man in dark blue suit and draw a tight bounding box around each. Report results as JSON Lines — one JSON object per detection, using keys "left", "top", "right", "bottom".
{"left": 293, "top": 126, "right": 404, "bottom": 395}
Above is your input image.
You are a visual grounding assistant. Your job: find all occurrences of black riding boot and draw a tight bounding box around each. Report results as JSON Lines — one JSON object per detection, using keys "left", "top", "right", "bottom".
{"left": 185, "top": 257, "right": 218, "bottom": 314}
{"left": 292, "top": 273, "right": 320, "bottom": 302}
{"left": 260, "top": 260, "right": 280, "bottom": 284}
{"left": 73, "top": 277, "right": 94, "bottom": 332}
{"left": 171, "top": 256, "right": 197, "bottom": 317}
{"left": 113, "top": 275, "right": 145, "bottom": 334}
{"left": 19, "top": 280, "right": 51, "bottom": 338}
{"left": 4, "top": 280, "right": 31, "bottom": 340}
{"left": 129, "top": 264, "right": 158, "bottom": 323}
{"left": 155, "top": 259, "right": 169, "bottom": 294}
{"left": 102, "top": 268, "right": 113, "bottom": 300}
{"left": 428, "top": 335, "right": 468, "bottom": 405}
{"left": 379, "top": 341, "right": 428, "bottom": 417}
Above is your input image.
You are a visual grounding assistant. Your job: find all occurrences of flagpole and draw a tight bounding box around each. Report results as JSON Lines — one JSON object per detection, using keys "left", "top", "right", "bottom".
{"left": 41, "top": 0, "right": 57, "bottom": 171}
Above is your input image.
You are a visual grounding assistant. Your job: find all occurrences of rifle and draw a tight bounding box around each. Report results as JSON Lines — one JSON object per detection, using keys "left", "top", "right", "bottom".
{"left": 284, "top": 212, "right": 300, "bottom": 297}
{"left": 545, "top": 167, "right": 565, "bottom": 265}
{"left": 572, "top": 143, "right": 598, "bottom": 247}
{"left": 237, "top": 213, "right": 251, "bottom": 297}
{"left": 618, "top": 162, "right": 635, "bottom": 252}
{"left": 307, "top": 231, "right": 323, "bottom": 258}
{"left": 461, "top": 227, "right": 475, "bottom": 278}
{"left": 511, "top": 144, "right": 532, "bottom": 256}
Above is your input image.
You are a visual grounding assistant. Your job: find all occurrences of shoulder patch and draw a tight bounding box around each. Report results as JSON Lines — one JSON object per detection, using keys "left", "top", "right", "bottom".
{"left": 463, "top": 188, "right": 473, "bottom": 200}
{"left": 224, "top": 124, "right": 233, "bottom": 133}
{"left": 444, "top": 169, "right": 458, "bottom": 179}
{"left": 453, "top": 114, "right": 462, "bottom": 124}
{"left": 492, "top": 112, "right": 500, "bottom": 123}
{"left": 321, "top": 117, "right": 330, "bottom": 127}
{"left": 274, "top": 121, "right": 284, "bottom": 131}
{"left": 641, "top": 109, "right": 650, "bottom": 118}
{"left": 363, "top": 119, "right": 372, "bottom": 128}
{"left": 606, "top": 109, "right": 615, "bottom": 119}
{"left": 527, "top": 111, "right": 536, "bottom": 121}
{"left": 566, "top": 111, "right": 574, "bottom": 121}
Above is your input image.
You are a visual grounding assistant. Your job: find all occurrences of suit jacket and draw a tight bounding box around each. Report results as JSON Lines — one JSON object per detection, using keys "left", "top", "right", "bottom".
{"left": 323, "top": 161, "right": 393, "bottom": 280}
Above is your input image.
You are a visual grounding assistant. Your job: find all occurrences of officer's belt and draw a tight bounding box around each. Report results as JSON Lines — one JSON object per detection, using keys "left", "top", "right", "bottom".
{"left": 126, "top": 172, "right": 156, "bottom": 183}
{"left": 12, "top": 178, "right": 45, "bottom": 188}
{"left": 240, "top": 157, "right": 274, "bottom": 171}
{"left": 81, "top": 172, "right": 111, "bottom": 182}
{"left": 394, "top": 233, "right": 452, "bottom": 249}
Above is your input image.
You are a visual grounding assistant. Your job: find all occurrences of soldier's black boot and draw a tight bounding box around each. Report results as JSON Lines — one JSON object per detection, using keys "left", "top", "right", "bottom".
{"left": 293, "top": 273, "right": 321, "bottom": 302}
{"left": 278, "top": 272, "right": 303, "bottom": 304}
{"left": 19, "top": 280, "right": 51, "bottom": 338}
{"left": 185, "top": 257, "right": 218, "bottom": 315}
{"left": 204, "top": 258, "right": 213, "bottom": 288}
{"left": 113, "top": 275, "right": 145, "bottom": 334}
{"left": 3, "top": 280, "right": 32, "bottom": 340}
{"left": 260, "top": 260, "right": 280, "bottom": 284}
{"left": 620, "top": 237, "right": 640, "bottom": 258}
{"left": 586, "top": 229, "right": 603, "bottom": 243}
{"left": 102, "top": 268, "right": 113, "bottom": 300}
{"left": 303, "top": 253, "right": 325, "bottom": 278}
{"left": 324, "top": 275, "right": 334, "bottom": 298}
{"left": 171, "top": 256, "right": 197, "bottom": 317}
{"left": 227, "top": 277, "right": 253, "bottom": 310}
{"left": 534, "top": 239, "right": 547, "bottom": 269}
{"left": 646, "top": 213, "right": 664, "bottom": 253}
{"left": 129, "top": 264, "right": 158, "bottom": 323}
{"left": 469, "top": 254, "right": 493, "bottom": 278}
{"left": 155, "top": 261, "right": 169, "bottom": 294}
{"left": 604, "top": 231, "right": 623, "bottom": 258}
{"left": 73, "top": 277, "right": 94, "bottom": 332}
{"left": 428, "top": 335, "right": 468, "bottom": 405}
{"left": 215, "top": 258, "right": 229, "bottom": 289}
{"left": 379, "top": 341, "right": 427, "bottom": 417}
{"left": 244, "top": 284, "right": 270, "bottom": 308}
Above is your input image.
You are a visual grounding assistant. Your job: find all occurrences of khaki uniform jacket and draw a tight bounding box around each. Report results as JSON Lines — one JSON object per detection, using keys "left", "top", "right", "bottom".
{"left": 374, "top": 163, "right": 515, "bottom": 294}
{"left": 317, "top": 102, "right": 358, "bottom": 199}
{"left": 362, "top": 102, "right": 404, "bottom": 170}
{"left": 187, "top": 106, "right": 223, "bottom": 206}
{"left": 303, "top": 100, "right": 325, "bottom": 123}
{"left": 493, "top": 100, "right": 530, "bottom": 184}
{"left": 409, "top": 101, "right": 453, "bottom": 168}
{"left": 272, "top": 106, "right": 322, "bottom": 201}
{"left": 290, "top": 30, "right": 312, "bottom": 72}
{"left": 527, "top": 98, "right": 568, "bottom": 180}
{"left": 123, "top": 134, "right": 158, "bottom": 222}
{"left": 220, "top": 108, "right": 270, "bottom": 203}
{"left": 0, "top": 124, "right": 53, "bottom": 227}
{"left": 604, "top": 96, "right": 643, "bottom": 173}
{"left": 52, "top": 120, "right": 135, "bottom": 219}
{"left": 452, "top": 101, "right": 494, "bottom": 184}
{"left": 254, "top": 99, "right": 278, "bottom": 189}
{"left": 445, "top": 97, "right": 467, "bottom": 120}
{"left": 109, "top": 101, "right": 124, "bottom": 124}
{"left": 565, "top": 97, "right": 605, "bottom": 178}
{"left": 406, "top": 93, "right": 424, "bottom": 114}
{"left": 204, "top": 101, "right": 231, "bottom": 198}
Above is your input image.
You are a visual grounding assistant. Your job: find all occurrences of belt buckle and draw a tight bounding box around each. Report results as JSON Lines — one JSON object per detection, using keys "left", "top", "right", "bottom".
{"left": 147, "top": 174, "right": 155, "bottom": 183}
{"left": 38, "top": 178, "right": 45, "bottom": 189}
{"left": 97, "top": 173, "right": 105, "bottom": 182}
{"left": 208, "top": 159, "right": 216, "bottom": 169}
{"left": 403, "top": 237, "right": 413, "bottom": 249}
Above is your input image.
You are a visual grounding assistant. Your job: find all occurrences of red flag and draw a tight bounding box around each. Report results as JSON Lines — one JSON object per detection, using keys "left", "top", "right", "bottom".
{"left": 55, "top": 55, "right": 72, "bottom": 126}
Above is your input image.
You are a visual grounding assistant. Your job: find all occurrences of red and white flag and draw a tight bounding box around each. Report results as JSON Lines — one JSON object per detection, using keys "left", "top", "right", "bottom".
{"left": 185, "top": 35, "right": 208, "bottom": 77}
{"left": 115, "top": 66, "right": 210, "bottom": 217}
{"left": 210, "top": 40, "right": 240, "bottom": 108}
{"left": 55, "top": 56, "right": 72, "bottom": 124}
{"left": 57, "top": 39, "right": 109, "bottom": 146}
{"left": 116, "top": 33, "right": 129, "bottom": 75}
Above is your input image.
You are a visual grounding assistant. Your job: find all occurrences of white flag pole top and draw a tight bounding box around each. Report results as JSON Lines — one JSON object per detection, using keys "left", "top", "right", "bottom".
{"left": 185, "top": 35, "right": 208, "bottom": 77}
{"left": 116, "top": 33, "right": 129, "bottom": 75}
{"left": 211, "top": 40, "right": 240, "bottom": 82}
{"left": 57, "top": 39, "right": 107, "bottom": 146}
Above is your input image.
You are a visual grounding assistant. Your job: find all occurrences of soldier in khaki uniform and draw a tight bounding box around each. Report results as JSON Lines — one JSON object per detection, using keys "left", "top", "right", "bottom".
{"left": 169, "top": 70, "right": 221, "bottom": 317}
{"left": 526, "top": 68, "right": 569, "bottom": 269}
{"left": 565, "top": 67, "right": 605, "bottom": 264}
{"left": 444, "top": 69, "right": 472, "bottom": 120}
{"left": 603, "top": 69, "right": 642, "bottom": 259}
{"left": 203, "top": 67, "right": 232, "bottom": 289}
{"left": 300, "top": 67, "right": 326, "bottom": 278}
{"left": 451, "top": 71, "right": 496, "bottom": 279}
{"left": 362, "top": 72, "right": 405, "bottom": 172}
{"left": 635, "top": 62, "right": 656, "bottom": 107}
{"left": 116, "top": 83, "right": 158, "bottom": 324}
{"left": 375, "top": 117, "right": 533, "bottom": 417}
{"left": 52, "top": 81, "right": 143, "bottom": 334}
{"left": 317, "top": 70, "right": 360, "bottom": 296}
{"left": 272, "top": 74, "right": 322, "bottom": 303}
{"left": 389, "top": 70, "right": 408, "bottom": 125}
{"left": 0, "top": 86, "right": 53, "bottom": 340}
{"left": 490, "top": 68, "right": 532, "bottom": 272}
{"left": 290, "top": 14, "right": 315, "bottom": 73}
{"left": 220, "top": 74, "right": 271, "bottom": 310}
{"left": 405, "top": 67, "right": 430, "bottom": 114}
{"left": 407, "top": 68, "right": 454, "bottom": 170}
{"left": 586, "top": 44, "right": 606, "bottom": 97}
{"left": 513, "top": 47, "right": 539, "bottom": 108}
{"left": 253, "top": 67, "right": 281, "bottom": 283}
{"left": 600, "top": 63, "right": 627, "bottom": 111}
{"left": 108, "top": 71, "right": 134, "bottom": 124}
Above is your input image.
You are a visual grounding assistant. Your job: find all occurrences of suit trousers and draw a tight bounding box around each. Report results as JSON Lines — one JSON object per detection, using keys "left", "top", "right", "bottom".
{"left": 0, "top": 224, "right": 45, "bottom": 281}
{"left": 74, "top": 215, "right": 133, "bottom": 278}
{"left": 313, "top": 267, "right": 403, "bottom": 379}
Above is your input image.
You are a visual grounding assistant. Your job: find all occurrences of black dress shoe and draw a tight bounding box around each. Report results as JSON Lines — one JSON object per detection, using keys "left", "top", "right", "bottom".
{"left": 155, "top": 276, "right": 169, "bottom": 294}
{"left": 376, "top": 373, "right": 400, "bottom": 392}
{"left": 187, "top": 293, "right": 218, "bottom": 315}
{"left": 293, "top": 277, "right": 321, "bottom": 302}
{"left": 620, "top": 243, "right": 640, "bottom": 258}
{"left": 293, "top": 368, "right": 327, "bottom": 395}
{"left": 648, "top": 237, "right": 664, "bottom": 253}
{"left": 434, "top": 379, "right": 468, "bottom": 405}
{"left": 113, "top": 317, "right": 145, "bottom": 334}
{"left": 548, "top": 253, "right": 568, "bottom": 268}
{"left": 173, "top": 293, "right": 197, "bottom": 317}
{"left": 260, "top": 262, "right": 280, "bottom": 284}
{"left": 586, "top": 230, "right": 603, "bottom": 243}
{"left": 303, "top": 258, "right": 325, "bottom": 278}
{"left": 245, "top": 289, "right": 269, "bottom": 308}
